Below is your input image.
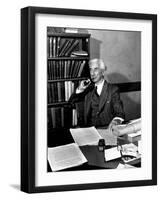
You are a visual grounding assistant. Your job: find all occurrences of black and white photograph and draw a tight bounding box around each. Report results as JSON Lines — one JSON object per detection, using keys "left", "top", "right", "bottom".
{"left": 47, "top": 27, "right": 141, "bottom": 173}
{"left": 20, "top": 6, "right": 157, "bottom": 193}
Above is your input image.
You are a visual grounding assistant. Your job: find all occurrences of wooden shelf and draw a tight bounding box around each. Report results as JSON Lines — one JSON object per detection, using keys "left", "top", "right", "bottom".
{"left": 48, "top": 77, "right": 89, "bottom": 83}
{"left": 48, "top": 101, "right": 73, "bottom": 107}
{"left": 48, "top": 56, "right": 89, "bottom": 60}
{"left": 47, "top": 33, "right": 90, "bottom": 38}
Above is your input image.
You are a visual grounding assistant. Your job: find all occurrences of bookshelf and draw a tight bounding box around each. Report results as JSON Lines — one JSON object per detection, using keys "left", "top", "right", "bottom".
{"left": 47, "top": 30, "right": 90, "bottom": 130}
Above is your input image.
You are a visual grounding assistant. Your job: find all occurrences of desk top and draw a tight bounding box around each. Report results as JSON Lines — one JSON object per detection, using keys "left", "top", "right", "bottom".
{"left": 47, "top": 128, "right": 141, "bottom": 172}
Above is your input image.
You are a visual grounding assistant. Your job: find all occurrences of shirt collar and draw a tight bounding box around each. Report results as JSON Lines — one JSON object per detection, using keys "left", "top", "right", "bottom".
{"left": 95, "top": 79, "right": 105, "bottom": 95}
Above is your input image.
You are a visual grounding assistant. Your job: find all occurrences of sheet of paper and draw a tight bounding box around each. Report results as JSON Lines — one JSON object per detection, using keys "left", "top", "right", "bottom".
{"left": 104, "top": 147, "right": 121, "bottom": 161}
{"left": 48, "top": 143, "right": 87, "bottom": 172}
{"left": 70, "top": 126, "right": 102, "bottom": 146}
{"left": 117, "top": 163, "right": 136, "bottom": 169}
{"left": 97, "top": 128, "right": 117, "bottom": 146}
{"left": 120, "top": 143, "right": 141, "bottom": 164}
{"left": 121, "top": 143, "right": 138, "bottom": 157}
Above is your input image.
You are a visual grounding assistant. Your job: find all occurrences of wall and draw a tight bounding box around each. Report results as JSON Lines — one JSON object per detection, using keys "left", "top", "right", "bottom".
{"left": 88, "top": 29, "right": 141, "bottom": 120}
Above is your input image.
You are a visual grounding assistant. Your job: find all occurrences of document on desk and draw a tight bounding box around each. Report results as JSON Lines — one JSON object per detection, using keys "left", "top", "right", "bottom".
{"left": 48, "top": 143, "right": 87, "bottom": 172}
{"left": 70, "top": 126, "right": 102, "bottom": 146}
{"left": 104, "top": 147, "right": 121, "bottom": 161}
{"left": 97, "top": 128, "right": 117, "bottom": 146}
{"left": 117, "top": 163, "right": 136, "bottom": 169}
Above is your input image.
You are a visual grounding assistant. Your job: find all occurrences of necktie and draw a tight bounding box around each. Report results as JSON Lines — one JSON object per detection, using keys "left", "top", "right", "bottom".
{"left": 94, "top": 86, "right": 99, "bottom": 96}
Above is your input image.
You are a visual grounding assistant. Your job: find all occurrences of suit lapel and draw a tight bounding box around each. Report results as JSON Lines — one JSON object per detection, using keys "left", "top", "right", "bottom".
{"left": 98, "top": 81, "right": 109, "bottom": 112}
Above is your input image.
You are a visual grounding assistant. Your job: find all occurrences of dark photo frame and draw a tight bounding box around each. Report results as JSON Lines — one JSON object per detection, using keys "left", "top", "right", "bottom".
{"left": 21, "top": 6, "right": 157, "bottom": 193}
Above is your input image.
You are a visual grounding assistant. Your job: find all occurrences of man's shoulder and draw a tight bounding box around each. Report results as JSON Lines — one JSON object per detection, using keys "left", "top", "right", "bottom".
{"left": 105, "top": 81, "right": 119, "bottom": 92}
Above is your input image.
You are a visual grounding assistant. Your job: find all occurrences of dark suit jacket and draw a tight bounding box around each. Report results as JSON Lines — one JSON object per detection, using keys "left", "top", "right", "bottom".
{"left": 69, "top": 80, "right": 125, "bottom": 127}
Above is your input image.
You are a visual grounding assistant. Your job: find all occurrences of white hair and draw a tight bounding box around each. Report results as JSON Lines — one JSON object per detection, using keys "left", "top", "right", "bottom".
{"left": 89, "top": 58, "right": 107, "bottom": 72}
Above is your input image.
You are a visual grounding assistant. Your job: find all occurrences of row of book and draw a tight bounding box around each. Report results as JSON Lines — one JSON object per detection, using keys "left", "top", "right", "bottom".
{"left": 48, "top": 81, "right": 76, "bottom": 104}
{"left": 48, "top": 37, "right": 86, "bottom": 57}
{"left": 48, "top": 107, "right": 78, "bottom": 129}
{"left": 48, "top": 60, "right": 86, "bottom": 80}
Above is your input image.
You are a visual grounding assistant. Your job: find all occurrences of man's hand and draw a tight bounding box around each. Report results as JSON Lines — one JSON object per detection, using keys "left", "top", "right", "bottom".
{"left": 108, "top": 118, "right": 123, "bottom": 133}
{"left": 76, "top": 79, "right": 91, "bottom": 93}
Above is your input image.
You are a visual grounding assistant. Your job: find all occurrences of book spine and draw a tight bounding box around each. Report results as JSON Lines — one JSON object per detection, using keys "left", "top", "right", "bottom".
{"left": 57, "top": 82, "right": 61, "bottom": 102}
{"left": 66, "top": 60, "right": 70, "bottom": 78}
{"left": 64, "top": 61, "right": 67, "bottom": 79}
{"left": 61, "top": 107, "right": 64, "bottom": 127}
{"left": 48, "top": 83, "right": 52, "bottom": 103}
{"left": 62, "top": 82, "right": 65, "bottom": 102}
{"left": 52, "top": 37, "right": 56, "bottom": 57}
{"left": 47, "top": 108, "right": 53, "bottom": 129}
{"left": 72, "top": 60, "right": 81, "bottom": 78}
{"left": 52, "top": 61, "right": 56, "bottom": 80}
{"left": 72, "top": 109, "right": 78, "bottom": 126}
{"left": 66, "top": 40, "right": 79, "bottom": 56}
{"left": 64, "top": 81, "right": 67, "bottom": 101}
{"left": 47, "top": 37, "right": 50, "bottom": 58}
{"left": 59, "top": 40, "right": 70, "bottom": 56}
{"left": 49, "top": 37, "right": 53, "bottom": 58}
{"left": 61, "top": 39, "right": 74, "bottom": 56}
{"left": 56, "top": 37, "right": 61, "bottom": 57}
{"left": 77, "top": 60, "right": 86, "bottom": 77}
{"left": 50, "top": 107, "right": 56, "bottom": 128}
{"left": 69, "top": 60, "right": 74, "bottom": 78}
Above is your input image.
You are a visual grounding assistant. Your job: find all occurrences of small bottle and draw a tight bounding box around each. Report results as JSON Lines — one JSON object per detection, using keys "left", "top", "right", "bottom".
{"left": 98, "top": 139, "right": 105, "bottom": 151}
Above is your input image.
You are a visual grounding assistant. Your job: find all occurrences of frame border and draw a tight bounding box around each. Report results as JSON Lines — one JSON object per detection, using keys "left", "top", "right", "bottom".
{"left": 21, "top": 6, "right": 157, "bottom": 193}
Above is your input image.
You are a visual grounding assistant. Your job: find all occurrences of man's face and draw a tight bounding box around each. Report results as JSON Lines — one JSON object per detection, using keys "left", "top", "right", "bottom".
{"left": 90, "top": 64, "right": 104, "bottom": 83}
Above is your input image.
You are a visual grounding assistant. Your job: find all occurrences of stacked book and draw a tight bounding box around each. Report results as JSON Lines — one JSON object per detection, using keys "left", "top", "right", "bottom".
{"left": 71, "top": 50, "right": 88, "bottom": 57}
{"left": 48, "top": 37, "right": 85, "bottom": 57}
{"left": 48, "top": 60, "right": 86, "bottom": 80}
{"left": 48, "top": 107, "right": 77, "bottom": 129}
{"left": 48, "top": 81, "right": 75, "bottom": 104}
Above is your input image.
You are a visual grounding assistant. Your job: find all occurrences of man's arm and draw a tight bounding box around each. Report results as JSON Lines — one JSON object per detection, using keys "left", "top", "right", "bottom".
{"left": 68, "top": 90, "right": 85, "bottom": 104}
{"left": 111, "top": 86, "right": 125, "bottom": 120}
{"left": 108, "top": 86, "right": 125, "bottom": 129}
{"left": 68, "top": 79, "right": 91, "bottom": 104}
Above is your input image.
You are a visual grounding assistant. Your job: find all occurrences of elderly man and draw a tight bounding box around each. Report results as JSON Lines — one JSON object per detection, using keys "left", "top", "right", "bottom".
{"left": 69, "top": 58, "right": 125, "bottom": 128}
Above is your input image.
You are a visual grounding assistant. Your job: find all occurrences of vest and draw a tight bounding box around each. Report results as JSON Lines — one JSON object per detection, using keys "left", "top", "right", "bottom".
{"left": 89, "top": 88, "right": 102, "bottom": 126}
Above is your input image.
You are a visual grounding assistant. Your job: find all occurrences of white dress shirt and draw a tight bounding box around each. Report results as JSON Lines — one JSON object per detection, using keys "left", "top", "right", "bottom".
{"left": 95, "top": 79, "right": 104, "bottom": 96}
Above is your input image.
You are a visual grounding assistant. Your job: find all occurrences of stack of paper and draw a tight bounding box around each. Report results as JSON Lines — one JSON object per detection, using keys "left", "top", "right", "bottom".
{"left": 70, "top": 126, "right": 102, "bottom": 146}
{"left": 48, "top": 143, "right": 87, "bottom": 172}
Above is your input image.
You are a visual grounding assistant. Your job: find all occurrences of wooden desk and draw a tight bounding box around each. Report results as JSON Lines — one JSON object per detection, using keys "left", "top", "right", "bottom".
{"left": 48, "top": 128, "right": 140, "bottom": 172}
